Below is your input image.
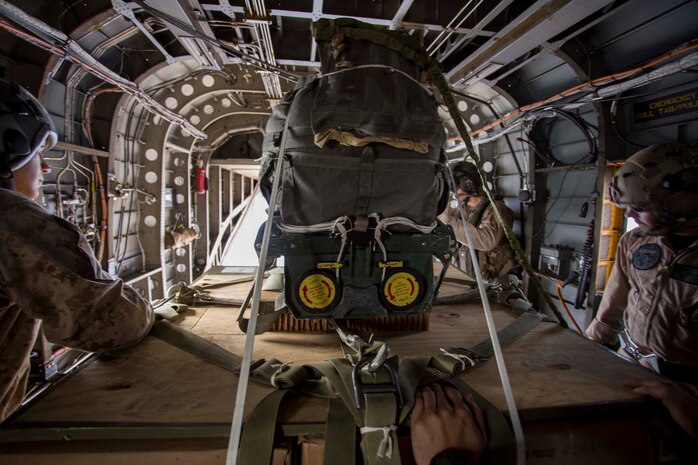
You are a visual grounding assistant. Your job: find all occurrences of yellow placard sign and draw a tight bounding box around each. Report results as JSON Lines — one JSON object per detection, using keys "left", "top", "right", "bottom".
{"left": 317, "top": 262, "right": 343, "bottom": 269}
{"left": 383, "top": 272, "right": 420, "bottom": 307}
{"left": 378, "top": 260, "right": 404, "bottom": 268}
{"left": 299, "top": 273, "right": 336, "bottom": 310}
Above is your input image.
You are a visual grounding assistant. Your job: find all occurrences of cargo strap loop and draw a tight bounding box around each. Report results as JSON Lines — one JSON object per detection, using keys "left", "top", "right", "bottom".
{"left": 439, "top": 348, "right": 476, "bottom": 371}
{"left": 360, "top": 425, "right": 398, "bottom": 459}
{"left": 270, "top": 361, "right": 294, "bottom": 388}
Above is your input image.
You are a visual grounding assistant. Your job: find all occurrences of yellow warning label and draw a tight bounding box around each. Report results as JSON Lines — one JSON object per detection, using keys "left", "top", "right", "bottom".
{"left": 299, "top": 274, "right": 336, "bottom": 309}
{"left": 383, "top": 272, "right": 420, "bottom": 307}
{"left": 317, "top": 262, "right": 343, "bottom": 269}
{"left": 378, "top": 260, "right": 404, "bottom": 268}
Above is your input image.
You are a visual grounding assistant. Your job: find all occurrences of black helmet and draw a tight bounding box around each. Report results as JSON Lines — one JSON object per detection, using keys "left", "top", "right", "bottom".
{"left": 0, "top": 79, "right": 57, "bottom": 179}
{"left": 451, "top": 161, "right": 482, "bottom": 196}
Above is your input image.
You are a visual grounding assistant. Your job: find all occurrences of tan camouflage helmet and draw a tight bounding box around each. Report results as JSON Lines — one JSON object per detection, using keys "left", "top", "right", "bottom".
{"left": 609, "top": 143, "right": 698, "bottom": 222}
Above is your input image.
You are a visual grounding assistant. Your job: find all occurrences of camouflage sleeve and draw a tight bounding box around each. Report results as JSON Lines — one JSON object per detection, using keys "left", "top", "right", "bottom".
{"left": 462, "top": 204, "right": 505, "bottom": 251}
{"left": 0, "top": 199, "right": 154, "bottom": 352}
{"left": 440, "top": 202, "right": 505, "bottom": 251}
{"left": 586, "top": 233, "right": 630, "bottom": 345}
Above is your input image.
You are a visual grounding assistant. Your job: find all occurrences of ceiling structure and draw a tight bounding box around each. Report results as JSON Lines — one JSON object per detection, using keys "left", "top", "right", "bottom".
{"left": 0, "top": 0, "right": 696, "bottom": 301}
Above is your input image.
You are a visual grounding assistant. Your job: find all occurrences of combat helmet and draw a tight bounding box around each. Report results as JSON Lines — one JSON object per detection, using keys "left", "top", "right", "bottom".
{"left": 0, "top": 79, "right": 57, "bottom": 180}
{"left": 609, "top": 143, "right": 698, "bottom": 233}
{"left": 451, "top": 161, "right": 482, "bottom": 196}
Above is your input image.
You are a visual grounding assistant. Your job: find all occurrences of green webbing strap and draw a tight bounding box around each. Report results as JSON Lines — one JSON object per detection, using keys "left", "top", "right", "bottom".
{"left": 323, "top": 397, "right": 357, "bottom": 465}
{"left": 150, "top": 320, "right": 243, "bottom": 373}
{"left": 311, "top": 18, "right": 427, "bottom": 68}
{"left": 355, "top": 146, "right": 376, "bottom": 218}
{"left": 312, "top": 360, "right": 363, "bottom": 425}
{"left": 238, "top": 389, "right": 290, "bottom": 465}
{"left": 430, "top": 347, "right": 487, "bottom": 377}
{"left": 361, "top": 392, "right": 401, "bottom": 465}
{"left": 471, "top": 312, "right": 545, "bottom": 358}
{"left": 396, "top": 357, "right": 431, "bottom": 423}
{"left": 445, "top": 378, "right": 517, "bottom": 465}
{"left": 242, "top": 313, "right": 542, "bottom": 464}
{"left": 329, "top": 358, "right": 402, "bottom": 464}
{"left": 237, "top": 291, "right": 287, "bottom": 335}
{"left": 421, "top": 311, "right": 544, "bottom": 380}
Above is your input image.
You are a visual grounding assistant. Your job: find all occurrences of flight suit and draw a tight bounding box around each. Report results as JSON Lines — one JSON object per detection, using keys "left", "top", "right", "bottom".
{"left": 587, "top": 230, "right": 698, "bottom": 380}
{"left": 0, "top": 189, "right": 154, "bottom": 422}
{"left": 438, "top": 199, "right": 515, "bottom": 280}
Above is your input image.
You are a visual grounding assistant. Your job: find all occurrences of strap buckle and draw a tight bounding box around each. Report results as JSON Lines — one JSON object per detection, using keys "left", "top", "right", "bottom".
{"left": 619, "top": 330, "right": 659, "bottom": 371}
{"left": 352, "top": 357, "right": 403, "bottom": 410}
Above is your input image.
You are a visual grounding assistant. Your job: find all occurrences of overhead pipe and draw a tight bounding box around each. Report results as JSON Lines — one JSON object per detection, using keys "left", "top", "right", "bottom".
{"left": 0, "top": 0, "right": 206, "bottom": 139}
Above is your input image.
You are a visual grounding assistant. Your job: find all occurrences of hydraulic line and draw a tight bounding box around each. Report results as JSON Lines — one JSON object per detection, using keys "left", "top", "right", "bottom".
{"left": 449, "top": 40, "right": 698, "bottom": 144}
{"left": 555, "top": 283, "right": 584, "bottom": 335}
{"left": 0, "top": 1, "right": 206, "bottom": 139}
{"left": 131, "top": 0, "right": 299, "bottom": 83}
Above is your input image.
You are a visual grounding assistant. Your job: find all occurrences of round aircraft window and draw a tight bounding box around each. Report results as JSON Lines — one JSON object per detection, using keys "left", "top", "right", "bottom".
{"left": 482, "top": 161, "right": 493, "bottom": 173}
{"left": 174, "top": 176, "right": 185, "bottom": 186}
{"left": 176, "top": 194, "right": 185, "bottom": 204}
{"left": 144, "top": 215, "right": 157, "bottom": 227}
{"left": 470, "top": 114, "right": 481, "bottom": 125}
{"left": 176, "top": 264, "right": 187, "bottom": 273}
{"left": 203, "top": 104, "right": 214, "bottom": 115}
{"left": 145, "top": 148, "right": 159, "bottom": 161}
{"left": 221, "top": 98, "right": 232, "bottom": 108}
{"left": 457, "top": 100, "right": 468, "bottom": 112}
{"left": 190, "top": 114, "right": 201, "bottom": 125}
{"left": 165, "top": 97, "right": 178, "bottom": 109}
{"left": 144, "top": 171, "right": 158, "bottom": 184}
{"left": 181, "top": 83, "right": 194, "bottom": 96}
{"left": 202, "top": 75, "right": 215, "bottom": 87}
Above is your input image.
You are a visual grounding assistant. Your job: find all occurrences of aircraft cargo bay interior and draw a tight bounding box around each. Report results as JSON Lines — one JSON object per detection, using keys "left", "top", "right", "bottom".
{"left": 0, "top": 1, "right": 697, "bottom": 464}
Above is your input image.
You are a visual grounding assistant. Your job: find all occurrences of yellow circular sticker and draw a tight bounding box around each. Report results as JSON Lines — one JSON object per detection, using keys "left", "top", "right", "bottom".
{"left": 298, "top": 273, "right": 336, "bottom": 310}
{"left": 383, "top": 272, "right": 420, "bottom": 307}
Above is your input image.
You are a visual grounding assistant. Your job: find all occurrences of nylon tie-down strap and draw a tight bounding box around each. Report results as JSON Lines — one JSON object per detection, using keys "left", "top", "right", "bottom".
{"left": 151, "top": 295, "right": 544, "bottom": 464}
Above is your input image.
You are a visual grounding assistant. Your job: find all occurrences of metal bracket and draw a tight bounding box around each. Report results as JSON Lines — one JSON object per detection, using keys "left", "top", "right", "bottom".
{"left": 352, "top": 357, "right": 403, "bottom": 410}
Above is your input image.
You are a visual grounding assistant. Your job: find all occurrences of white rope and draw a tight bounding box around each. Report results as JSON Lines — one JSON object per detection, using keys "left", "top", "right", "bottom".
{"left": 319, "top": 64, "right": 433, "bottom": 96}
{"left": 439, "top": 348, "right": 475, "bottom": 371}
{"left": 278, "top": 216, "right": 351, "bottom": 234}
{"left": 359, "top": 425, "right": 398, "bottom": 459}
{"left": 226, "top": 108, "right": 294, "bottom": 465}
{"left": 455, "top": 194, "right": 526, "bottom": 465}
{"left": 269, "top": 361, "right": 293, "bottom": 388}
{"left": 371, "top": 215, "right": 437, "bottom": 280}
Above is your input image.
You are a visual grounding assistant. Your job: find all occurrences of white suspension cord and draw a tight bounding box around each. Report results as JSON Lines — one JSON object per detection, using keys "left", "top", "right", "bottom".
{"left": 319, "top": 64, "right": 434, "bottom": 96}
{"left": 370, "top": 215, "right": 437, "bottom": 280}
{"left": 455, "top": 197, "right": 525, "bottom": 465}
{"left": 225, "top": 116, "right": 292, "bottom": 465}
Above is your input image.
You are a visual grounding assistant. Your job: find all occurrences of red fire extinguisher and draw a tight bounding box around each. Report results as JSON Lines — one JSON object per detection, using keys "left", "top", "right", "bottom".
{"left": 194, "top": 159, "right": 207, "bottom": 194}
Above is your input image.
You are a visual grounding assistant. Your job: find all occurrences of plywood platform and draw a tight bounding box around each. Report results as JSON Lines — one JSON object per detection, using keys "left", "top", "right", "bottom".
{"left": 0, "top": 269, "right": 669, "bottom": 464}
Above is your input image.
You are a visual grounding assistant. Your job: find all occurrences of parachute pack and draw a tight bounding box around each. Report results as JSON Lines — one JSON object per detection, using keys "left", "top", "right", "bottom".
{"left": 259, "top": 18, "right": 453, "bottom": 320}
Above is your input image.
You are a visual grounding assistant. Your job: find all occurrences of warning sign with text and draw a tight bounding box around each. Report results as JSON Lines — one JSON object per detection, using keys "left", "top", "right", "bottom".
{"left": 633, "top": 88, "right": 698, "bottom": 125}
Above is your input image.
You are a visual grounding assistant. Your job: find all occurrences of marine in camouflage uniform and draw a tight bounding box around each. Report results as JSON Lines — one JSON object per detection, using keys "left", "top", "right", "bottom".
{"left": 587, "top": 144, "right": 698, "bottom": 384}
{"left": 438, "top": 161, "right": 515, "bottom": 281}
{"left": 0, "top": 80, "right": 154, "bottom": 422}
